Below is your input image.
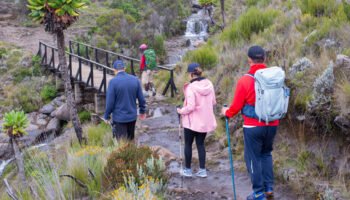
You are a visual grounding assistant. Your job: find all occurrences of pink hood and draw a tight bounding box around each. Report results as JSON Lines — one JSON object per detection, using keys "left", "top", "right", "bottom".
{"left": 178, "top": 78, "right": 217, "bottom": 133}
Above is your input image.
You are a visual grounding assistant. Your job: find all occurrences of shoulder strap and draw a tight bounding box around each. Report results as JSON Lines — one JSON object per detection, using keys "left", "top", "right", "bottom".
{"left": 244, "top": 73, "right": 254, "bottom": 78}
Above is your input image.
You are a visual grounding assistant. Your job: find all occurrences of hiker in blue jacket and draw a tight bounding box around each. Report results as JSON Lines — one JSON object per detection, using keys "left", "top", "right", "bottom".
{"left": 103, "top": 59, "right": 146, "bottom": 140}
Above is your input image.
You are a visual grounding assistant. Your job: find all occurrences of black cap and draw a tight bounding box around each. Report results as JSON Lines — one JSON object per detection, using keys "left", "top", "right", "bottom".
{"left": 248, "top": 45, "right": 265, "bottom": 60}
{"left": 187, "top": 63, "right": 200, "bottom": 73}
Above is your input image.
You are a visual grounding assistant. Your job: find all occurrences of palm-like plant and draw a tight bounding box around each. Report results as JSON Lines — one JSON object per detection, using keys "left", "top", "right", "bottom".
{"left": 28, "top": 0, "right": 87, "bottom": 144}
{"left": 3, "top": 111, "right": 29, "bottom": 188}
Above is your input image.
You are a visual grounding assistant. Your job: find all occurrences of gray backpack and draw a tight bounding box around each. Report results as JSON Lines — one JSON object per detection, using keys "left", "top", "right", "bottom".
{"left": 242, "top": 66, "right": 290, "bottom": 123}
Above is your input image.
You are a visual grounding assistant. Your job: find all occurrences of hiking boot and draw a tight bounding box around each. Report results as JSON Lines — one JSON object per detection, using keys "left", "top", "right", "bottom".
{"left": 152, "top": 87, "right": 156, "bottom": 97}
{"left": 246, "top": 192, "right": 266, "bottom": 200}
{"left": 265, "top": 187, "right": 274, "bottom": 199}
{"left": 195, "top": 168, "right": 207, "bottom": 178}
{"left": 181, "top": 168, "right": 192, "bottom": 177}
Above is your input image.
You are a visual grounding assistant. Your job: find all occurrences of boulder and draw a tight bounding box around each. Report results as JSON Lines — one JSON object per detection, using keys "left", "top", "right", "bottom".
{"left": 150, "top": 145, "right": 177, "bottom": 165}
{"left": 0, "top": 134, "right": 12, "bottom": 160}
{"left": 36, "top": 118, "right": 48, "bottom": 126}
{"left": 289, "top": 57, "right": 314, "bottom": 77}
{"left": 335, "top": 54, "right": 350, "bottom": 69}
{"left": 52, "top": 96, "right": 65, "bottom": 107}
{"left": 52, "top": 104, "right": 70, "bottom": 121}
{"left": 39, "top": 103, "right": 55, "bottom": 114}
{"left": 308, "top": 62, "right": 335, "bottom": 111}
{"left": 334, "top": 115, "right": 350, "bottom": 134}
{"left": 46, "top": 118, "right": 60, "bottom": 132}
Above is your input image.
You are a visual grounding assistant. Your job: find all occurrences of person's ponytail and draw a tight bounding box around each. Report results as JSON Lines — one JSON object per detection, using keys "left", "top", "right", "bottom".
{"left": 193, "top": 67, "right": 203, "bottom": 77}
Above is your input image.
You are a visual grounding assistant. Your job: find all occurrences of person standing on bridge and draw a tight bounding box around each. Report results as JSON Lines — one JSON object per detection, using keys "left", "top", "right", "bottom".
{"left": 139, "top": 44, "right": 157, "bottom": 96}
{"left": 177, "top": 63, "right": 217, "bottom": 178}
{"left": 221, "top": 46, "right": 280, "bottom": 200}
{"left": 103, "top": 59, "right": 146, "bottom": 140}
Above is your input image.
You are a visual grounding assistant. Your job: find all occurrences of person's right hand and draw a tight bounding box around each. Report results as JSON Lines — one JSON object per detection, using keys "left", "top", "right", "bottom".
{"left": 139, "top": 114, "right": 146, "bottom": 120}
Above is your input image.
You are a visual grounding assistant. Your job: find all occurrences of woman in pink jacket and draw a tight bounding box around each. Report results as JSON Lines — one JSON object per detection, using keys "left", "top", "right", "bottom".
{"left": 177, "top": 63, "right": 217, "bottom": 178}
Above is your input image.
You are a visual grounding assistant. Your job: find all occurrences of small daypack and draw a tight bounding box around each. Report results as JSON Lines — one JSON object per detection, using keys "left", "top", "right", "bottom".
{"left": 242, "top": 66, "right": 290, "bottom": 123}
{"left": 144, "top": 49, "right": 157, "bottom": 70}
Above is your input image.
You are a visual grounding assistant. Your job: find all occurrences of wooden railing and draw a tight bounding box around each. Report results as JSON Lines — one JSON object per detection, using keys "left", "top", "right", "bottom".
{"left": 37, "top": 41, "right": 178, "bottom": 97}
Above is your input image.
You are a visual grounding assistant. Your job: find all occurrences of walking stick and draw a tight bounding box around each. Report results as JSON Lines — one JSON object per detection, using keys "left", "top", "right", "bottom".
{"left": 224, "top": 105, "right": 237, "bottom": 200}
{"left": 177, "top": 106, "right": 184, "bottom": 188}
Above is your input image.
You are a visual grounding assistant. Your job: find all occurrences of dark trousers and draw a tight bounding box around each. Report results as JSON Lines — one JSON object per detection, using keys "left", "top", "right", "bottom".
{"left": 112, "top": 121, "right": 136, "bottom": 140}
{"left": 184, "top": 128, "right": 207, "bottom": 169}
{"left": 243, "top": 126, "right": 277, "bottom": 193}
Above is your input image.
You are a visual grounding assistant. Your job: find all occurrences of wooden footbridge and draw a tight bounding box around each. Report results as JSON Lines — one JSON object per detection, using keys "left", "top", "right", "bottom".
{"left": 37, "top": 41, "right": 177, "bottom": 113}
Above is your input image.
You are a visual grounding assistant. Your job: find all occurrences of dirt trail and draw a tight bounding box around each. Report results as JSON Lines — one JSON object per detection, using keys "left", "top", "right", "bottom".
{"left": 138, "top": 102, "right": 297, "bottom": 200}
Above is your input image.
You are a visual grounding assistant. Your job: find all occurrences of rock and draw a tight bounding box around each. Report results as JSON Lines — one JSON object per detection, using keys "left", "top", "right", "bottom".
{"left": 289, "top": 57, "right": 314, "bottom": 77}
{"left": 20, "top": 56, "right": 31, "bottom": 68}
{"left": 37, "top": 113, "right": 48, "bottom": 120}
{"left": 36, "top": 118, "right": 48, "bottom": 126}
{"left": 52, "top": 96, "right": 65, "bottom": 107}
{"left": 282, "top": 168, "right": 297, "bottom": 182}
{"left": 150, "top": 146, "right": 177, "bottom": 165}
{"left": 39, "top": 103, "right": 55, "bottom": 114}
{"left": 308, "top": 62, "right": 335, "bottom": 111}
{"left": 46, "top": 118, "right": 60, "bottom": 132}
{"left": 335, "top": 54, "right": 350, "bottom": 69}
{"left": 18, "top": 129, "right": 44, "bottom": 148}
{"left": 323, "top": 38, "right": 339, "bottom": 49}
{"left": 0, "top": 134, "right": 12, "bottom": 160}
{"left": 26, "top": 124, "right": 39, "bottom": 132}
{"left": 334, "top": 115, "right": 350, "bottom": 134}
{"left": 296, "top": 115, "right": 306, "bottom": 121}
{"left": 52, "top": 104, "right": 70, "bottom": 121}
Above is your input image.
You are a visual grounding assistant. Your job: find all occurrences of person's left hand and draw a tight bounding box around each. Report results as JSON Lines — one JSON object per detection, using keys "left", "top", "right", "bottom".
{"left": 221, "top": 107, "right": 229, "bottom": 116}
{"left": 139, "top": 114, "right": 146, "bottom": 120}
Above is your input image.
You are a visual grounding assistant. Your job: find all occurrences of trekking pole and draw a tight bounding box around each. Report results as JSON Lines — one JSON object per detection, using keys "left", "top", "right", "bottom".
{"left": 177, "top": 105, "right": 184, "bottom": 188}
{"left": 224, "top": 104, "right": 237, "bottom": 200}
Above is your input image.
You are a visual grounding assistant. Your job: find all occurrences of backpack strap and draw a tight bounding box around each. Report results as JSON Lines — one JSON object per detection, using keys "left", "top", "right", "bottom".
{"left": 244, "top": 73, "right": 254, "bottom": 78}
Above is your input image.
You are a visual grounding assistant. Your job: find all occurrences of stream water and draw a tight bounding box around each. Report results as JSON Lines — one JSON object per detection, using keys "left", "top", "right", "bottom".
{"left": 166, "top": 7, "right": 209, "bottom": 64}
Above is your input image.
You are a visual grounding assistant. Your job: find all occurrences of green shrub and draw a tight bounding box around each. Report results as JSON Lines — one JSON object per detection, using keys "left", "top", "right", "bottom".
{"left": 78, "top": 110, "right": 91, "bottom": 124}
{"left": 12, "top": 68, "right": 32, "bottom": 83}
{"left": 31, "top": 55, "right": 42, "bottom": 76}
{"left": 246, "top": 0, "right": 271, "bottom": 7}
{"left": 199, "top": 0, "right": 217, "bottom": 6}
{"left": 0, "top": 48, "right": 7, "bottom": 59}
{"left": 298, "top": 0, "right": 337, "bottom": 17}
{"left": 152, "top": 35, "right": 166, "bottom": 63}
{"left": 40, "top": 85, "right": 57, "bottom": 102}
{"left": 86, "top": 123, "right": 112, "bottom": 146}
{"left": 185, "top": 45, "right": 218, "bottom": 70}
{"left": 222, "top": 7, "right": 279, "bottom": 46}
{"left": 103, "top": 143, "right": 158, "bottom": 188}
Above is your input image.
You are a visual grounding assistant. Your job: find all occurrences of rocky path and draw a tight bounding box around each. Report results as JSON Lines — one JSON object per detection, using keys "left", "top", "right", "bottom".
{"left": 137, "top": 102, "right": 297, "bottom": 200}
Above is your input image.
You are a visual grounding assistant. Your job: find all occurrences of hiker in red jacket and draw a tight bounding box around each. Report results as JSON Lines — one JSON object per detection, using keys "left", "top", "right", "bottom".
{"left": 221, "top": 46, "right": 278, "bottom": 200}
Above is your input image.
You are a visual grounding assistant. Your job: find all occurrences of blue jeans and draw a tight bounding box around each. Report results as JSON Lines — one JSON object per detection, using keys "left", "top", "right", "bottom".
{"left": 243, "top": 126, "right": 277, "bottom": 193}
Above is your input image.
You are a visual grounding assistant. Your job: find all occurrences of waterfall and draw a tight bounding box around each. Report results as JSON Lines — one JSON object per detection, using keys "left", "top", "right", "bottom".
{"left": 184, "top": 9, "right": 209, "bottom": 43}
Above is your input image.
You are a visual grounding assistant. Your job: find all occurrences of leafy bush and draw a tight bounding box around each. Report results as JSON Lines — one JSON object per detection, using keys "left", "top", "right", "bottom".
{"left": 78, "top": 110, "right": 91, "bottom": 124}
{"left": 199, "top": 0, "right": 217, "bottom": 6}
{"left": 298, "top": 0, "right": 337, "bottom": 17}
{"left": 86, "top": 123, "right": 112, "bottom": 146}
{"left": 12, "top": 68, "right": 32, "bottom": 83}
{"left": 111, "top": 156, "right": 167, "bottom": 199}
{"left": 185, "top": 45, "right": 218, "bottom": 70}
{"left": 0, "top": 48, "right": 7, "bottom": 59}
{"left": 222, "top": 7, "right": 279, "bottom": 46}
{"left": 103, "top": 143, "right": 160, "bottom": 189}
{"left": 31, "top": 55, "right": 42, "bottom": 76}
{"left": 2, "top": 110, "right": 29, "bottom": 138}
{"left": 152, "top": 35, "right": 166, "bottom": 63}
{"left": 246, "top": 0, "right": 271, "bottom": 7}
{"left": 40, "top": 84, "right": 57, "bottom": 102}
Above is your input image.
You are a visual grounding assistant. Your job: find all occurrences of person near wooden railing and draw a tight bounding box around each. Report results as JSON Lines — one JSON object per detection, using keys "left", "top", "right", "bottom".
{"left": 102, "top": 60, "right": 146, "bottom": 140}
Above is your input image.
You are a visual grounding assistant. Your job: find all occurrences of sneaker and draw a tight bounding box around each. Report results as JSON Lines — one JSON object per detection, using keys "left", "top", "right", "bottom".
{"left": 195, "top": 168, "right": 207, "bottom": 178}
{"left": 265, "top": 187, "right": 274, "bottom": 198}
{"left": 247, "top": 192, "right": 266, "bottom": 200}
{"left": 181, "top": 168, "right": 192, "bottom": 177}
